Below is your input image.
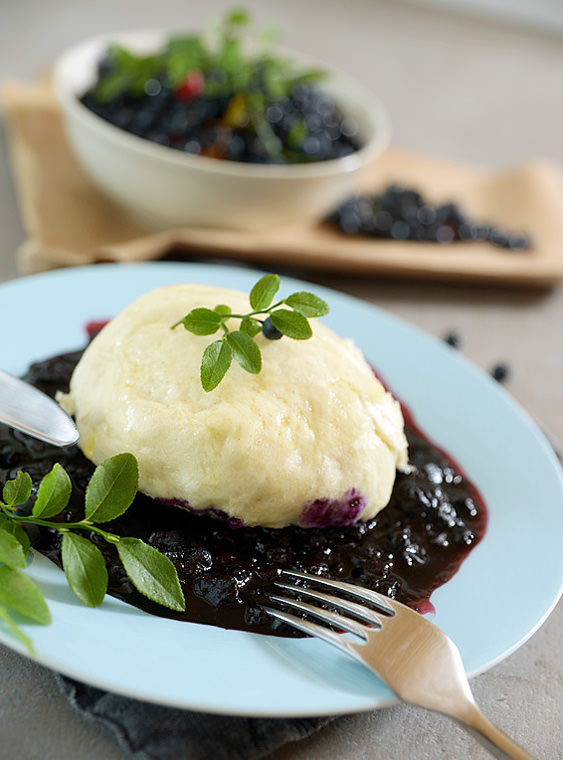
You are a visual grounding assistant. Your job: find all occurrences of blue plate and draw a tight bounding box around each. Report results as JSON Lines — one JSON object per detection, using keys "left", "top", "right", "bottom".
{"left": 1, "top": 262, "right": 562, "bottom": 716}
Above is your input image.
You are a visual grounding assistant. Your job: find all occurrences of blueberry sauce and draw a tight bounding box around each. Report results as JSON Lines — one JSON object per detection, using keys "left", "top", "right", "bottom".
{"left": 0, "top": 346, "right": 487, "bottom": 637}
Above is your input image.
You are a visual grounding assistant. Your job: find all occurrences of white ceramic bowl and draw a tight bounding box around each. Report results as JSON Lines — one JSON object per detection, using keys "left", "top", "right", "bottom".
{"left": 52, "top": 30, "right": 391, "bottom": 232}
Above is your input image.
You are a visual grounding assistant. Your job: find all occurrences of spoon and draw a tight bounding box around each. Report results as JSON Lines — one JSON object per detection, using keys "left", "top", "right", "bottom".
{"left": 0, "top": 369, "right": 79, "bottom": 447}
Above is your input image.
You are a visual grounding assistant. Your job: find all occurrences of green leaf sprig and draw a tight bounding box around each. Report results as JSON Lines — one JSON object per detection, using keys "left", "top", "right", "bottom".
{"left": 0, "top": 454, "right": 185, "bottom": 655}
{"left": 171, "top": 274, "right": 329, "bottom": 392}
{"left": 94, "top": 9, "right": 324, "bottom": 104}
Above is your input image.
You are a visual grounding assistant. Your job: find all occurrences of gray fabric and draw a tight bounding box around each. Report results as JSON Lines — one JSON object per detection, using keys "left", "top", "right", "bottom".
{"left": 56, "top": 674, "right": 333, "bottom": 760}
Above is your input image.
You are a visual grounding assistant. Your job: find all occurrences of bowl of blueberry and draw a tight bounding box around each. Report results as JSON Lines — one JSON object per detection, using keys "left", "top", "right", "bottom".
{"left": 52, "top": 10, "right": 391, "bottom": 231}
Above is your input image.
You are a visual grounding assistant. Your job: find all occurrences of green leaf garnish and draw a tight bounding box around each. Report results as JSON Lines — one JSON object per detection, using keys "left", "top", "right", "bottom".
{"left": 0, "top": 605, "right": 35, "bottom": 656}
{"left": 239, "top": 316, "right": 262, "bottom": 337}
{"left": 0, "top": 453, "right": 185, "bottom": 655}
{"left": 3, "top": 470, "right": 32, "bottom": 507}
{"left": 85, "top": 452, "right": 139, "bottom": 523}
{"left": 0, "top": 514, "right": 31, "bottom": 556}
{"left": 269, "top": 309, "right": 313, "bottom": 340}
{"left": 61, "top": 533, "right": 108, "bottom": 608}
{"left": 0, "top": 526, "right": 27, "bottom": 569}
{"left": 249, "top": 273, "right": 279, "bottom": 310}
{"left": 172, "top": 273, "right": 329, "bottom": 390}
{"left": 0, "top": 566, "right": 51, "bottom": 625}
{"left": 226, "top": 330, "right": 262, "bottom": 374}
{"left": 284, "top": 291, "right": 330, "bottom": 318}
{"left": 32, "top": 463, "right": 72, "bottom": 519}
{"left": 201, "top": 339, "right": 233, "bottom": 392}
{"left": 179, "top": 307, "right": 224, "bottom": 335}
{"left": 116, "top": 537, "right": 185, "bottom": 612}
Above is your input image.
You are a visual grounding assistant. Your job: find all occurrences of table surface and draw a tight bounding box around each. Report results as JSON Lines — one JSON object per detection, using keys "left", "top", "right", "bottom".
{"left": 1, "top": 1, "right": 562, "bottom": 758}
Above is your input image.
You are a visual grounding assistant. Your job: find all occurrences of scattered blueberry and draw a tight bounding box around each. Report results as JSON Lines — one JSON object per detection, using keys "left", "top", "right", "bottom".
{"left": 261, "top": 317, "right": 283, "bottom": 340}
{"left": 444, "top": 331, "right": 462, "bottom": 348}
{"left": 508, "top": 234, "right": 531, "bottom": 251}
{"left": 488, "top": 228, "right": 510, "bottom": 248}
{"left": 327, "top": 185, "right": 531, "bottom": 251}
{"left": 491, "top": 363, "right": 510, "bottom": 382}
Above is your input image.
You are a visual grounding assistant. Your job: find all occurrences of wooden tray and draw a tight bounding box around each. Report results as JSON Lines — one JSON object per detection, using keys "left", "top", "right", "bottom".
{"left": 3, "top": 81, "right": 563, "bottom": 286}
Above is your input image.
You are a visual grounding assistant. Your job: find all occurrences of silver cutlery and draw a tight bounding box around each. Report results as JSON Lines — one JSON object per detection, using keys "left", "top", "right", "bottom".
{"left": 266, "top": 570, "right": 535, "bottom": 760}
{"left": 0, "top": 369, "right": 78, "bottom": 447}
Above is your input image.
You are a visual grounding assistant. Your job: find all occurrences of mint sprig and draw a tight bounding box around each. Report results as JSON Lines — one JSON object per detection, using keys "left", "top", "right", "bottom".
{"left": 0, "top": 454, "right": 185, "bottom": 655}
{"left": 171, "top": 274, "right": 329, "bottom": 391}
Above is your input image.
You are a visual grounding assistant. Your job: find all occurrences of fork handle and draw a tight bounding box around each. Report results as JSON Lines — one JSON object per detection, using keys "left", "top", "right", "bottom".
{"left": 456, "top": 705, "right": 536, "bottom": 760}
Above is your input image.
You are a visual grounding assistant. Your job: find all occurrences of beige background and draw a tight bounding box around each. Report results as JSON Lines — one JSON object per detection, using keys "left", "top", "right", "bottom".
{"left": 0, "top": 1, "right": 562, "bottom": 759}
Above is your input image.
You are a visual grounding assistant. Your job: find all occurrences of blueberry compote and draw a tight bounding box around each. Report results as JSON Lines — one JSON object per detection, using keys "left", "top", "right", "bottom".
{"left": 0, "top": 347, "right": 487, "bottom": 637}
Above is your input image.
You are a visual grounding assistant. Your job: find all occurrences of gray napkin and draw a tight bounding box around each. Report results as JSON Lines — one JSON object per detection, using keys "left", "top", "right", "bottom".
{"left": 56, "top": 673, "right": 333, "bottom": 760}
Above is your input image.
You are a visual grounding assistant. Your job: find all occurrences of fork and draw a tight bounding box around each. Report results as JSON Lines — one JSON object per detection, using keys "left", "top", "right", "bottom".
{"left": 265, "top": 570, "right": 535, "bottom": 760}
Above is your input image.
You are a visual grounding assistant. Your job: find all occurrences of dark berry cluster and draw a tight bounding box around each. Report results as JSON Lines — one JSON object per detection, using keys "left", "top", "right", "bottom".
{"left": 81, "top": 75, "right": 360, "bottom": 165}
{"left": 328, "top": 185, "right": 531, "bottom": 250}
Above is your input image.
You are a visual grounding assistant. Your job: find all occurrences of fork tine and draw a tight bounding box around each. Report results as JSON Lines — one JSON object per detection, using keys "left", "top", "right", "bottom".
{"left": 268, "top": 593, "right": 369, "bottom": 641}
{"left": 264, "top": 605, "right": 360, "bottom": 655}
{"left": 274, "top": 582, "right": 383, "bottom": 628}
{"left": 281, "top": 570, "right": 397, "bottom": 616}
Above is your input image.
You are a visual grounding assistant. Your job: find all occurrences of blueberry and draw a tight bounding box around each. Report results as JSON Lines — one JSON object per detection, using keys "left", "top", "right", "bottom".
{"left": 373, "top": 209, "right": 393, "bottom": 232}
{"left": 473, "top": 225, "right": 490, "bottom": 241}
{"left": 458, "top": 222, "right": 478, "bottom": 240}
{"left": 338, "top": 207, "right": 363, "bottom": 235}
{"left": 390, "top": 220, "right": 411, "bottom": 240}
{"left": 417, "top": 205, "right": 437, "bottom": 226}
{"left": 266, "top": 104, "right": 284, "bottom": 124}
{"left": 444, "top": 331, "right": 462, "bottom": 348}
{"left": 436, "top": 225, "right": 455, "bottom": 243}
{"left": 488, "top": 228, "right": 510, "bottom": 248}
{"left": 508, "top": 234, "right": 531, "bottom": 251}
{"left": 491, "top": 363, "right": 510, "bottom": 382}
{"left": 262, "top": 317, "right": 283, "bottom": 340}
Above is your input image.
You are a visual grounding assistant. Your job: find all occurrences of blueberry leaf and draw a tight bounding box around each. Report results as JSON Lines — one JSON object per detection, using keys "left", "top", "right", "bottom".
{"left": 32, "top": 463, "right": 72, "bottom": 519}
{"left": 285, "top": 291, "right": 329, "bottom": 318}
{"left": 61, "top": 533, "right": 108, "bottom": 608}
{"left": 226, "top": 330, "right": 262, "bottom": 374}
{"left": 116, "top": 537, "right": 185, "bottom": 611}
{"left": 0, "top": 604, "right": 35, "bottom": 656}
{"left": 213, "top": 303, "right": 231, "bottom": 315}
{"left": 181, "top": 307, "right": 223, "bottom": 336}
{"left": 85, "top": 453, "right": 139, "bottom": 523}
{"left": 239, "top": 316, "right": 262, "bottom": 337}
{"left": 3, "top": 471, "right": 32, "bottom": 507}
{"left": 0, "top": 514, "right": 30, "bottom": 556}
{"left": 0, "top": 526, "right": 27, "bottom": 569}
{"left": 249, "top": 274, "right": 280, "bottom": 311}
{"left": 270, "top": 309, "right": 312, "bottom": 340}
{"left": 201, "top": 339, "right": 233, "bottom": 392}
{"left": 0, "top": 565, "right": 51, "bottom": 624}
{"left": 226, "top": 7, "right": 251, "bottom": 26}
